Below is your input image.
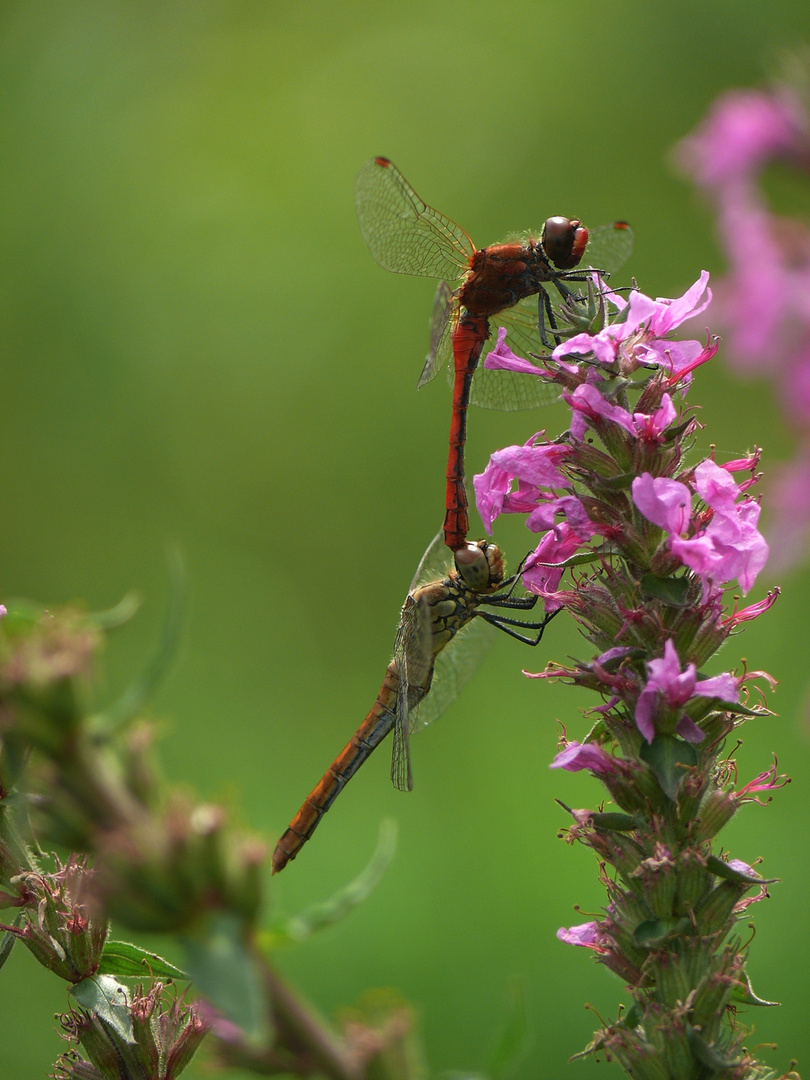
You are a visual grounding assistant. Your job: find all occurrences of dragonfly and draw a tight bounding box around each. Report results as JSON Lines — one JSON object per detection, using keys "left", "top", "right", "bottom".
{"left": 271, "top": 534, "right": 555, "bottom": 874}
{"left": 355, "top": 156, "right": 633, "bottom": 553}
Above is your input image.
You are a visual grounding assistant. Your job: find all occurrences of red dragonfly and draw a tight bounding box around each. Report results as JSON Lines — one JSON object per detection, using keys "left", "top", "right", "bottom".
{"left": 355, "top": 156, "right": 632, "bottom": 553}
{"left": 272, "top": 535, "right": 554, "bottom": 874}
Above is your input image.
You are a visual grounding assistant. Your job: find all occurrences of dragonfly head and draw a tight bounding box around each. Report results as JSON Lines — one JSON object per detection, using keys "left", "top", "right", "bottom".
{"left": 541, "top": 216, "right": 589, "bottom": 271}
{"left": 453, "top": 541, "right": 505, "bottom": 593}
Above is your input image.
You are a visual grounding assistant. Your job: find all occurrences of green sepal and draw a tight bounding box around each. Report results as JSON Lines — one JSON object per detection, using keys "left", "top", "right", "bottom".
{"left": 95, "top": 546, "right": 186, "bottom": 733}
{"left": 569, "top": 1030, "right": 607, "bottom": 1061}
{"left": 86, "top": 591, "right": 141, "bottom": 631}
{"left": 688, "top": 1026, "right": 741, "bottom": 1070}
{"left": 97, "top": 939, "right": 187, "bottom": 980}
{"left": 639, "top": 734, "right": 698, "bottom": 800}
{"left": 634, "top": 916, "right": 691, "bottom": 947}
{"left": 590, "top": 471, "right": 637, "bottom": 491}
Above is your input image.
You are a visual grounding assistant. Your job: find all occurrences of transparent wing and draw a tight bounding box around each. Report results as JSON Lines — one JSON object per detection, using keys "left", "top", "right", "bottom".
{"left": 418, "top": 280, "right": 456, "bottom": 388}
{"left": 408, "top": 530, "right": 452, "bottom": 592}
{"left": 469, "top": 297, "right": 561, "bottom": 411}
{"left": 390, "top": 589, "right": 433, "bottom": 792}
{"left": 436, "top": 294, "right": 562, "bottom": 412}
{"left": 410, "top": 614, "right": 495, "bottom": 731}
{"left": 355, "top": 157, "right": 475, "bottom": 282}
{"left": 584, "top": 221, "right": 634, "bottom": 276}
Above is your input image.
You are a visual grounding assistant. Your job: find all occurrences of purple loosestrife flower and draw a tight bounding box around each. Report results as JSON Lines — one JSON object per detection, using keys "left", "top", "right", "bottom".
{"left": 475, "top": 273, "right": 785, "bottom": 1077}
{"left": 676, "top": 67, "right": 810, "bottom": 569}
{"left": 632, "top": 459, "right": 769, "bottom": 597}
{"left": 634, "top": 638, "right": 739, "bottom": 744}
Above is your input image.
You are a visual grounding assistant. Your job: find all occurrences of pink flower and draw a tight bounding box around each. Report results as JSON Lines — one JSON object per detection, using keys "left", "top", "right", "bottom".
{"left": 676, "top": 88, "right": 802, "bottom": 187}
{"left": 551, "top": 741, "right": 617, "bottom": 777}
{"left": 567, "top": 384, "right": 678, "bottom": 442}
{"left": 634, "top": 639, "right": 740, "bottom": 744}
{"left": 553, "top": 274, "right": 714, "bottom": 395}
{"left": 484, "top": 326, "right": 556, "bottom": 376}
{"left": 632, "top": 461, "right": 769, "bottom": 595}
{"left": 557, "top": 921, "right": 607, "bottom": 950}
{"left": 622, "top": 272, "right": 713, "bottom": 339}
{"left": 671, "top": 461, "right": 769, "bottom": 594}
{"left": 521, "top": 524, "right": 587, "bottom": 609}
{"left": 473, "top": 437, "right": 570, "bottom": 533}
{"left": 631, "top": 474, "right": 692, "bottom": 535}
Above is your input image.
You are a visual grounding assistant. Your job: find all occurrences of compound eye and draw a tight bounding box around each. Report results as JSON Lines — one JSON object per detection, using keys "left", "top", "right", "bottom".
{"left": 454, "top": 543, "right": 491, "bottom": 591}
{"left": 542, "top": 217, "right": 588, "bottom": 270}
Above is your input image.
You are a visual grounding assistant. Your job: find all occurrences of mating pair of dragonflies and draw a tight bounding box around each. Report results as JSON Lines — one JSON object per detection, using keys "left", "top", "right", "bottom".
{"left": 272, "top": 158, "right": 632, "bottom": 873}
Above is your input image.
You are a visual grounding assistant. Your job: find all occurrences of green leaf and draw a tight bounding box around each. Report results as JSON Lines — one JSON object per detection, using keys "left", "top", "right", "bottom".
{"left": 639, "top": 734, "right": 698, "bottom": 799}
{"left": 484, "top": 978, "right": 531, "bottom": 1080}
{"left": 95, "top": 546, "right": 187, "bottom": 732}
{"left": 706, "top": 855, "right": 778, "bottom": 886}
{"left": 87, "top": 591, "right": 141, "bottom": 630}
{"left": 180, "top": 912, "right": 268, "bottom": 1044}
{"left": 589, "top": 812, "right": 639, "bottom": 832}
{"left": 0, "top": 919, "right": 20, "bottom": 972}
{"left": 731, "top": 967, "right": 780, "bottom": 1007}
{"left": 263, "top": 818, "right": 397, "bottom": 949}
{"left": 70, "top": 975, "right": 133, "bottom": 1044}
{"left": 639, "top": 573, "right": 691, "bottom": 607}
{"left": 97, "top": 940, "right": 187, "bottom": 980}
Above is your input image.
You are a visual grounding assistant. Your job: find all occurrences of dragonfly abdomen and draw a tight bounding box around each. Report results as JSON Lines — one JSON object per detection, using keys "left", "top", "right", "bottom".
{"left": 271, "top": 664, "right": 400, "bottom": 873}
{"left": 443, "top": 316, "right": 487, "bottom": 552}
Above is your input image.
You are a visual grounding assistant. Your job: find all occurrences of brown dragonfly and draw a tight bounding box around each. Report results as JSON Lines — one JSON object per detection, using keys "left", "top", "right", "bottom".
{"left": 272, "top": 534, "right": 555, "bottom": 873}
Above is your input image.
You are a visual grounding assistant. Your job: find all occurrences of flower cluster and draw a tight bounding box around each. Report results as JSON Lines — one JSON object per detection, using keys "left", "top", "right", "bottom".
{"left": 474, "top": 274, "right": 783, "bottom": 1077}
{"left": 0, "top": 855, "right": 107, "bottom": 984}
{"left": 53, "top": 982, "right": 208, "bottom": 1080}
{"left": 676, "top": 65, "right": 810, "bottom": 569}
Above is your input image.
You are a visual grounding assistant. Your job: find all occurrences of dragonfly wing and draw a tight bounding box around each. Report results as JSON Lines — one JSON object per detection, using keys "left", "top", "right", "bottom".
{"left": 584, "top": 221, "right": 634, "bottom": 277}
{"left": 418, "top": 281, "right": 455, "bottom": 388}
{"left": 466, "top": 298, "right": 561, "bottom": 412}
{"left": 408, "top": 530, "right": 451, "bottom": 592}
{"left": 411, "top": 615, "right": 495, "bottom": 731}
{"left": 391, "top": 681, "right": 414, "bottom": 792}
{"left": 435, "top": 297, "right": 558, "bottom": 411}
{"left": 390, "top": 589, "right": 434, "bottom": 792}
{"left": 355, "top": 158, "right": 474, "bottom": 282}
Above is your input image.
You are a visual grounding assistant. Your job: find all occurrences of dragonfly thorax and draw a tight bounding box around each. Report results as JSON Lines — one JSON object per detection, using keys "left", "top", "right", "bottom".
{"left": 453, "top": 541, "right": 504, "bottom": 594}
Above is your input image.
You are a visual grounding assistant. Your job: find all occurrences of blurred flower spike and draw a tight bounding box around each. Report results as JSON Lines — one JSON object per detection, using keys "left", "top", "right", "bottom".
{"left": 0, "top": 855, "right": 106, "bottom": 983}
{"left": 474, "top": 270, "right": 785, "bottom": 1076}
{"left": 676, "top": 60, "right": 810, "bottom": 569}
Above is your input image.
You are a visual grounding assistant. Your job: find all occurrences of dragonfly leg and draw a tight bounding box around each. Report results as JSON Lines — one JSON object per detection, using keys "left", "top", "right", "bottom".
{"left": 486, "top": 591, "right": 540, "bottom": 611}
{"left": 476, "top": 607, "right": 560, "bottom": 645}
{"left": 538, "top": 287, "right": 562, "bottom": 348}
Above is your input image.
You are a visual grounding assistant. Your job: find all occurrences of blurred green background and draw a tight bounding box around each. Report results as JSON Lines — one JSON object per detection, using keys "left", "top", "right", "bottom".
{"left": 3, "top": 2, "right": 810, "bottom": 1076}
